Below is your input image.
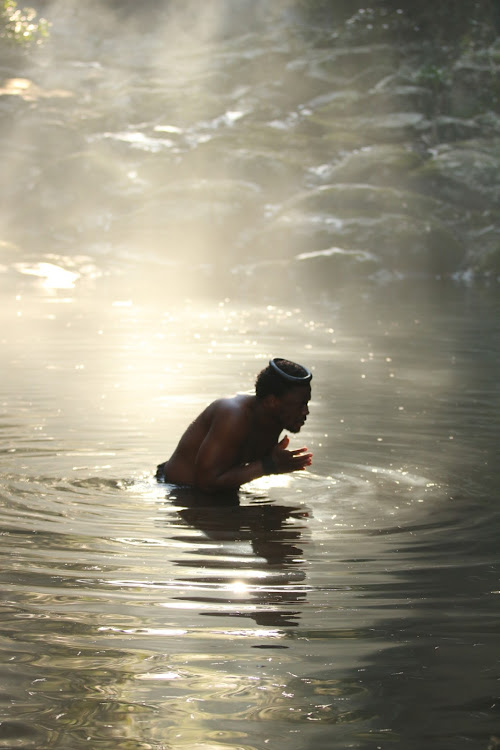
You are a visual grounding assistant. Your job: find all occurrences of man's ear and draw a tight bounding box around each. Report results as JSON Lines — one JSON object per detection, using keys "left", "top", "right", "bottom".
{"left": 265, "top": 394, "right": 280, "bottom": 412}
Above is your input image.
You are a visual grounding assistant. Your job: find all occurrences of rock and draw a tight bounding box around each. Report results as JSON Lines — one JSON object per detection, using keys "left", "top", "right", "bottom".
{"left": 0, "top": 77, "right": 73, "bottom": 102}
{"left": 449, "top": 53, "right": 500, "bottom": 118}
{"left": 294, "top": 245, "right": 380, "bottom": 288}
{"left": 408, "top": 138, "right": 500, "bottom": 209}
{"left": 276, "top": 183, "right": 440, "bottom": 219}
{"left": 306, "top": 44, "right": 397, "bottom": 83}
{"left": 469, "top": 235, "right": 500, "bottom": 275}
{"left": 310, "top": 144, "right": 423, "bottom": 187}
{"left": 244, "top": 174, "right": 467, "bottom": 276}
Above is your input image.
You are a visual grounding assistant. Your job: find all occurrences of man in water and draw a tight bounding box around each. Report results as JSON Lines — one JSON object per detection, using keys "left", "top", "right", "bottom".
{"left": 156, "top": 358, "right": 313, "bottom": 493}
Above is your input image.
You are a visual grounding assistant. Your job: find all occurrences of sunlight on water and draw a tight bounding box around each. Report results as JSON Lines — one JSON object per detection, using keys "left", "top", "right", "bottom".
{"left": 14, "top": 262, "right": 80, "bottom": 289}
{"left": 1, "top": 274, "right": 499, "bottom": 748}
{"left": 1, "top": 1, "right": 500, "bottom": 746}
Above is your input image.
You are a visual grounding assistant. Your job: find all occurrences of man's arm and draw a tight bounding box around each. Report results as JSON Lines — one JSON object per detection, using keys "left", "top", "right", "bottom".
{"left": 194, "top": 406, "right": 312, "bottom": 492}
{"left": 194, "top": 403, "right": 257, "bottom": 491}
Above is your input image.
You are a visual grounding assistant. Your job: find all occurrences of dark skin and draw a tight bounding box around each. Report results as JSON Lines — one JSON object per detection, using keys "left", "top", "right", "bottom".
{"left": 157, "top": 384, "right": 312, "bottom": 493}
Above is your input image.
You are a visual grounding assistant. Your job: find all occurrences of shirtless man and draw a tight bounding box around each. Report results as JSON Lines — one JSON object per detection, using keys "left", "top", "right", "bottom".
{"left": 155, "top": 358, "right": 313, "bottom": 493}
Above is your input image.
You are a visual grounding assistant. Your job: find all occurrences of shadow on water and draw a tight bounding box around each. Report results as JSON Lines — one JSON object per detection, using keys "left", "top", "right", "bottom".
{"left": 161, "top": 484, "right": 310, "bottom": 628}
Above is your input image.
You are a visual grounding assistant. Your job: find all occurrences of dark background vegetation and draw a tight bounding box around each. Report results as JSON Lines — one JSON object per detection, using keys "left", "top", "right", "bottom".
{"left": 20, "top": 0, "right": 500, "bottom": 42}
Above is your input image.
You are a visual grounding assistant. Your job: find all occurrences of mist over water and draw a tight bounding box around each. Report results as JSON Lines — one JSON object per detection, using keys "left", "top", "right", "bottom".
{"left": 3, "top": 0, "right": 499, "bottom": 296}
{"left": 1, "top": 3, "right": 500, "bottom": 749}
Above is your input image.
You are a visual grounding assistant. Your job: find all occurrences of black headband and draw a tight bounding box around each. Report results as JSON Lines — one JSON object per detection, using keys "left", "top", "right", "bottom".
{"left": 269, "top": 358, "right": 312, "bottom": 384}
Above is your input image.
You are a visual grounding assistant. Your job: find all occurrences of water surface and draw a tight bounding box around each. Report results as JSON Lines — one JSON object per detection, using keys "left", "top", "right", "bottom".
{"left": 1, "top": 280, "right": 499, "bottom": 750}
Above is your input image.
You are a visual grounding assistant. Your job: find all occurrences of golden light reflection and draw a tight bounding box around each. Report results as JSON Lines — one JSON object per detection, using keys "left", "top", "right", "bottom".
{"left": 135, "top": 671, "right": 181, "bottom": 681}
{"left": 228, "top": 580, "right": 249, "bottom": 595}
{"left": 14, "top": 262, "right": 80, "bottom": 290}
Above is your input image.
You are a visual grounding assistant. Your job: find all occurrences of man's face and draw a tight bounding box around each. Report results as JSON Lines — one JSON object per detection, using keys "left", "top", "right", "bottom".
{"left": 276, "top": 384, "right": 311, "bottom": 433}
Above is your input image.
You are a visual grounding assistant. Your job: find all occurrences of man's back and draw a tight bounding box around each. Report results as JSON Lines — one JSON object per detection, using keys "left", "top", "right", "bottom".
{"left": 157, "top": 394, "right": 255, "bottom": 486}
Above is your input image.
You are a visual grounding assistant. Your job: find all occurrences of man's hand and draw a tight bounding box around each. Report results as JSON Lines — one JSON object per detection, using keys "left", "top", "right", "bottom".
{"left": 271, "top": 435, "right": 312, "bottom": 474}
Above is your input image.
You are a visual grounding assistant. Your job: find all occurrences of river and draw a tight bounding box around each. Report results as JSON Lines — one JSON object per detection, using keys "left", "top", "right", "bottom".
{"left": 1, "top": 3, "right": 499, "bottom": 749}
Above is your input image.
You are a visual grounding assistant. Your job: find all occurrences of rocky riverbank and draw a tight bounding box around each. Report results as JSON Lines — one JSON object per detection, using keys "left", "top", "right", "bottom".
{"left": 1, "top": 2, "right": 499, "bottom": 297}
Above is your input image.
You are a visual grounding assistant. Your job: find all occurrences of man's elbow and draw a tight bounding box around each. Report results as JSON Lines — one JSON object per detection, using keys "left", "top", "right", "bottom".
{"left": 195, "top": 467, "right": 238, "bottom": 494}
{"left": 194, "top": 467, "right": 219, "bottom": 493}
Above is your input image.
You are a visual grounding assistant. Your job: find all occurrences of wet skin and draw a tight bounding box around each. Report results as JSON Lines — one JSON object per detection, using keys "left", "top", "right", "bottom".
{"left": 157, "top": 384, "right": 312, "bottom": 493}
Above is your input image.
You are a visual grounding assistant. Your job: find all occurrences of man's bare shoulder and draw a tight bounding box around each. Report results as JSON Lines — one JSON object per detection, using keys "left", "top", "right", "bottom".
{"left": 205, "top": 393, "right": 254, "bottom": 422}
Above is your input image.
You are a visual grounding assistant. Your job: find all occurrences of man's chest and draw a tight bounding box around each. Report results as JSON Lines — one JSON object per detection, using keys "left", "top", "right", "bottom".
{"left": 239, "top": 429, "right": 278, "bottom": 463}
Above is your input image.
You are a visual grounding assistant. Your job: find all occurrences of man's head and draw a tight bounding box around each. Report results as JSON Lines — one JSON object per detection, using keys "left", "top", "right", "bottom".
{"left": 255, "top": 358, "right": 312, "bottom": 433}
{"left": 255, "top": 358, "right": 312, "bottom": 398}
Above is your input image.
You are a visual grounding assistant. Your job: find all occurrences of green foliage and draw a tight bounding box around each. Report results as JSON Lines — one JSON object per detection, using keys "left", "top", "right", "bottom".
{"left": 295, "top": 0, "right": 498, "bottom": 49}
{"left": 1, "top": 0, "right": 50, "bottom": 45}
{"left": 415, "top": 64, "right": 448, "bottom": 92}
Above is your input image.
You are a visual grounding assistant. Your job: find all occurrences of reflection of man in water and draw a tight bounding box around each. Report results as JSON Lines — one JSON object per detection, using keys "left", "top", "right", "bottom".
{"left": 156, "top": 358, "right": 312, "bottom": 493}
{"left": 173, "top": 502, "right": 309, "bottom": 627}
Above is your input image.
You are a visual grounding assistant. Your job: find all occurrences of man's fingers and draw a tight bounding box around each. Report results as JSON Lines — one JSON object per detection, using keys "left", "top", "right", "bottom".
{"left": 273, "top": 442, "right": 313, "bottom": 473}
{"left": 291, "top": 451, "right": 313, "bottom": 467}
{"left": 289, "top": 447, "right": 311, "bottom": 457}
{"left": 293, "top": 456, "right": 312, "bottom": 471}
